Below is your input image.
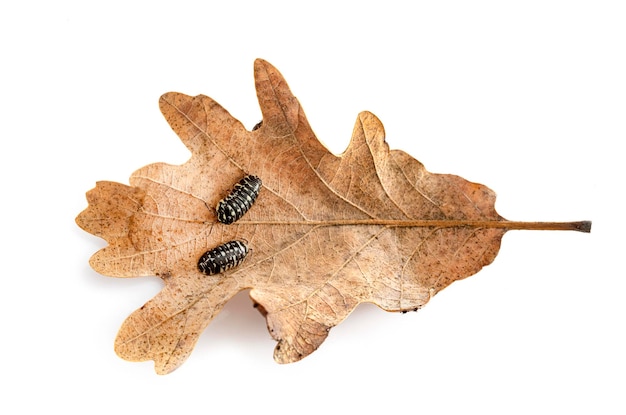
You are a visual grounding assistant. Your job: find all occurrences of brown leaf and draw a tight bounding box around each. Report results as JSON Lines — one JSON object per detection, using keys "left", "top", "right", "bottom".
{"left": 76, "top": 59, "right": 591, "bottom": 374}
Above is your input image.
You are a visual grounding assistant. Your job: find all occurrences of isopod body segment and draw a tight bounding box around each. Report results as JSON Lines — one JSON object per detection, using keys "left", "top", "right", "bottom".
{"left": 197, "top": 240, "right": 249, "bottom": 275}
{"left": 216, "top": 175, "right": 262, "bottom": 225}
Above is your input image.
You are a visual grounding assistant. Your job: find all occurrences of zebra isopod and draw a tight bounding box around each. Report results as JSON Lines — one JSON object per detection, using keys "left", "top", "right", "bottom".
{"left": 197, "top": 240, "right": 249, "bottom": 275}
{"left": 216, "top": 175, "right": 262, "bottom": 225}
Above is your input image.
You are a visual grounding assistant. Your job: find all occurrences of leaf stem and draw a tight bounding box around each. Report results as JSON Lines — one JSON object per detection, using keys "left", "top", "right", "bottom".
{"left": 240, "top": 220, "right": 592, "bottom": 232}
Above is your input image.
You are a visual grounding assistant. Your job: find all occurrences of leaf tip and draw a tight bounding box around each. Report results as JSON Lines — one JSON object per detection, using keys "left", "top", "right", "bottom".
{"left": 273, "top": 341, "right": 305, "bottom": 365}
{"left": 253, "top": 58, "right": 275, "bottom": 76}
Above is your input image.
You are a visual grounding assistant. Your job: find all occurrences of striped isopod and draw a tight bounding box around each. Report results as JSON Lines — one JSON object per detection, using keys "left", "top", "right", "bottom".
{"left": 197, "top": 240, "right": 249, "bottom": 275}
{"left": 216, "top": 175, "right": 262, "bottom": 225}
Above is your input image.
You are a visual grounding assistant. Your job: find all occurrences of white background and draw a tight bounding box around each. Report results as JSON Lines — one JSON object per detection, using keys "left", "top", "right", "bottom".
{"left": 1, "top": 1, "right": 623, "bottom": 413}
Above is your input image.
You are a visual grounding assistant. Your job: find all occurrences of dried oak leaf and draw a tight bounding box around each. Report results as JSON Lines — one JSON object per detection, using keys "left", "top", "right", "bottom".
{"left": 76, "top": 59, "right": 591, "bottom": 374}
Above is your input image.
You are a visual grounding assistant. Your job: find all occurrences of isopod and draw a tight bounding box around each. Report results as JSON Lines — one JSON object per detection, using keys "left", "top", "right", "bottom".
{"left": 197, "top": 240, "right": 249, "bottom": 275}
{"left": 216, "top": 175, "right": 262, "bottom": 225}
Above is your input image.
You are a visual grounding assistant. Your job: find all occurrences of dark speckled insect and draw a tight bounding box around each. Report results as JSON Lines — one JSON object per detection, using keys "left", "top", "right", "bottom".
{"left": 197, "top": 240, "right": 249, "bottom": 275}
{"left": 216, "top": 175, "right": 262, "bottom": 225}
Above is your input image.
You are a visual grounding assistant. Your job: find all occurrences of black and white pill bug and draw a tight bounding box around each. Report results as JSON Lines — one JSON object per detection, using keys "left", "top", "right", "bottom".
{"left": 197, "top": 240, "right": 249, "bottom": 275}
{"left": 216, "top": 175, "right": 262, "bottom": 225}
